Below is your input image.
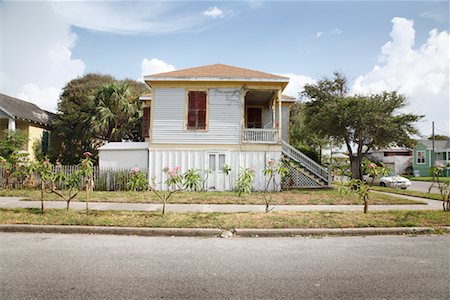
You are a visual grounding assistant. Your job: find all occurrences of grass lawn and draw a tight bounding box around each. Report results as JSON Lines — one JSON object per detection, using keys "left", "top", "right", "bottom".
{"left": 0, "top": 208, "right": 447, "bottom": 229}
{"left": 404, "top": 176, "right": 450, "bottom": 183}
{"left": 370, "top": 186, "right": 445, "bottom": 201}
{"left": 0, "top": 188, "right": 425, "bottom": 205}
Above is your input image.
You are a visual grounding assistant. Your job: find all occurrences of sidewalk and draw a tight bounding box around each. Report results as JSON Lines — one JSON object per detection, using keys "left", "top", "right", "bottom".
{"left": 0, "top": 192, "right": 443, "bottom": 212}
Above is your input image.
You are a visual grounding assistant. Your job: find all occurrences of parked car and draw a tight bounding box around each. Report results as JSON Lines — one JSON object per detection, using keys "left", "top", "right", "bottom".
{"left": 363, "top": 174, "right": 411, "bottom": 189}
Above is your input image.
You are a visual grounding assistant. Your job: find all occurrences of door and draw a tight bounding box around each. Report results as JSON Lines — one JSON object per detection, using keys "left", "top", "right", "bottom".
{"left": 207, "top": 153, "right": 227, "bottom": 191}
{"left": 247, "top": 107, "right": 262, "bottom": 128}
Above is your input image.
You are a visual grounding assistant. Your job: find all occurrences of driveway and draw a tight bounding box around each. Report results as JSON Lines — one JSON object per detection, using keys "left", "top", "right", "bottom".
{"left": 409, "top": 180, "right": 442, "bottom": 193}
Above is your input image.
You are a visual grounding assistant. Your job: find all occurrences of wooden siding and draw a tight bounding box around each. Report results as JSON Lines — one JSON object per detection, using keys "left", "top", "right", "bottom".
{"left": 152, "top": 88, "right": 241, "bottom": 144}
{"left": 148, "top": 149, "right": 281, "bottom": 191}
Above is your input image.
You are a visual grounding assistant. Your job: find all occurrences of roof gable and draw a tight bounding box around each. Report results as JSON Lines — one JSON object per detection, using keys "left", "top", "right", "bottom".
{"left": 145, "top": 64, "right": 289, "bottom": 82}
{"left": 0, "top": 93, "right": 53, "bottom": 126}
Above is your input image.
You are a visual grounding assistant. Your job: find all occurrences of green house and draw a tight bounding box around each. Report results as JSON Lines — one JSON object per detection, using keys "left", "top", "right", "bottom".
{"left": 413, "top": 139, "right": 450, "bottom": 177}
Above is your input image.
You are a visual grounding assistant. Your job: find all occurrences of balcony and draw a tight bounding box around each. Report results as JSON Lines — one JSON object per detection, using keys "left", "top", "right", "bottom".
{"left": 242, "top": 128, "right": 279, "bottom": 144}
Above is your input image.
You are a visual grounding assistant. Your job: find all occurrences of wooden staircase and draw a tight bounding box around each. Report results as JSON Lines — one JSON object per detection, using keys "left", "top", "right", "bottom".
{"left": 281, "top": 140, "right": 331, "bottom": 188}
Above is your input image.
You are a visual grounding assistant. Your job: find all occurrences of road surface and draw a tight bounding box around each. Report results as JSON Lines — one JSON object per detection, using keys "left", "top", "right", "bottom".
{"left": 1, "top": 233, "right": 448, "bottom": 299}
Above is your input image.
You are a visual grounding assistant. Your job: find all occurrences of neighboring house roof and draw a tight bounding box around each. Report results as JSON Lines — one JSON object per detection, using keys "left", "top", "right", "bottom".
{"left": 0, "top": 93, "right": 53, "bottom": 127}
{"left": 281, "top": 95, "right": 296, "bottom": 102}
{"left": 144, "top": 64, "right": 289, "bottom": 83}
{"left": 417, "top": 139, "right": 450, "bottom": 151}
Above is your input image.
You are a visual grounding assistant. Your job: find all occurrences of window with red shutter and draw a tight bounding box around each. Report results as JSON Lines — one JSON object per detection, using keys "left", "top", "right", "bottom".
{"left": 141, "top": 106, "right": 151, "bottom": 138}
{"left": 187, "top": 91, "right": 207, "bottom": 130}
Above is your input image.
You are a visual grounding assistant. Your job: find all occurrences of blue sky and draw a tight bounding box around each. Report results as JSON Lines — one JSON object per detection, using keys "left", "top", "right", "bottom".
{"left": 1, "top": 1, "right": 449, "bottom": 136}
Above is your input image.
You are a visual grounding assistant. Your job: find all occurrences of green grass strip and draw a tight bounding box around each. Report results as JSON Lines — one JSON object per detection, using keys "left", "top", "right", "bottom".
{"left": 0, "top": 208, "right": 448, "bottom": 230}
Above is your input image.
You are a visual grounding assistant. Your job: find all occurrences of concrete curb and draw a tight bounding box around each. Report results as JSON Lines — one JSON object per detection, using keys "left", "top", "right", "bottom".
{"left": 0, "top": 224, "right": 223, "bottom": 237}
{"left": 233, "top": 227, "right": 450, "bottom": 237}
{"left": 0, "top": 224, "right": 448, "bottom": 237}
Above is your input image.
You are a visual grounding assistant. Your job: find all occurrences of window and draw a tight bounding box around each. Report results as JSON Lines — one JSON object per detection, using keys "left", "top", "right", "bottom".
{"left": 141, "top": 106, "right": 151, "bottom": 138}
{"left": 187, "top": 91, "right": 207, "bottom": 130}
{"left": 417, "top": 150, "right": 425, "bottom": 164}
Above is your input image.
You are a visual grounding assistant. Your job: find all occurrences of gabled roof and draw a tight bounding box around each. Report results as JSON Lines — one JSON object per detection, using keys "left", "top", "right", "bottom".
{"left": 144, "top": 64, "right": 289, "bottom": 83}
{"left": 417, "top": 139, "right": 450, "bottom": 151}
{"left": 0, "top": 93, "right": 53, "bottom": 126}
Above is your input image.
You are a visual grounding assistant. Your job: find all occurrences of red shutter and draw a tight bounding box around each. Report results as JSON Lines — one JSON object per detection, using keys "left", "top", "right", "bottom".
{"left": 187, "top": 91, "right": 207, "bottom": 129}
{"left": 197, "top": 91, "right": 206, "bottom": 129}
{"left": 142, "top": 107, "right": 151, "bottom": 138}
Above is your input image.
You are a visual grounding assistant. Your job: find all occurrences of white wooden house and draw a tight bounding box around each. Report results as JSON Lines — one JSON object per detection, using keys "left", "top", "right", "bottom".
{"left": 99, "top": 64, "right": 330, "bottom": 191}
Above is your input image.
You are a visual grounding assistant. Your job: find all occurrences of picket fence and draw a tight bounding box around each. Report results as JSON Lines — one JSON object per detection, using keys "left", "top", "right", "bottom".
{"left": 0, "top": 165, "right": 148, "bottom": 191}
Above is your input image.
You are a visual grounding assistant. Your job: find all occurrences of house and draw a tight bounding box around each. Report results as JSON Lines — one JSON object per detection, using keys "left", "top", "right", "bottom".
{"left": 413, "top": 139, "right": 450, "bottom": 177}
{"left": 0, "top": 93, "right": 53, "bottom": 160}
{"left": 366, "top": 148, "right": 412, "bottom": 175}
{"left": 99, "top": 64, "right": 331, "bottom": 191}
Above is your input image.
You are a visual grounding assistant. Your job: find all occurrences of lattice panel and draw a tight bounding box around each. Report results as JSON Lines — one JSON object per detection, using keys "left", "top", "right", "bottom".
{"left": 282, "top": 164, "right": 323, "bottom": 189}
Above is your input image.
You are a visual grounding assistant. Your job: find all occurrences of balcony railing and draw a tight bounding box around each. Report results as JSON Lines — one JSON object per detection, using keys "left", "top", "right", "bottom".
{"left": 243, "top": 128, "right": 279, "bottom": 144}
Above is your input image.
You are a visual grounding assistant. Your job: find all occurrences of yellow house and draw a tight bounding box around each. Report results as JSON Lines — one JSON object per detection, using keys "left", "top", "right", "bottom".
{"left": 0, "top": 93, "right": 53, "bottom": 160}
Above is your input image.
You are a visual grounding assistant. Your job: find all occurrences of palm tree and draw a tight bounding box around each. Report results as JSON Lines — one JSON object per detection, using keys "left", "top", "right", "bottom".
{"left": 91, "top": 82, "right": 142, "bottom": 142}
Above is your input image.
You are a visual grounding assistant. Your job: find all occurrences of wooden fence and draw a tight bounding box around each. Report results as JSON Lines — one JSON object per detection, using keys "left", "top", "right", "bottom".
{"left": 0, "top": 165, "right": 149, "bottom": 191}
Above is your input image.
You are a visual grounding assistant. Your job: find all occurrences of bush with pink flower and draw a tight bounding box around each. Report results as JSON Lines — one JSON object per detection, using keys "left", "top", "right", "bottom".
{"left": 127, "top": 167, "right": 148, "bottom": 191}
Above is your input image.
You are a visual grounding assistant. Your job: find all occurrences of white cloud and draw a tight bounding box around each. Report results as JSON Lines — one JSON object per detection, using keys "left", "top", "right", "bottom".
{"left": 0, "top": 2, "right": 86, "bottom": 112}
{"left": 277, "top": 73, "right": 316, "bottom": 99}
{"left": 420, "top": 10, "right": 448, "bottom": 23}
{"left": 314, "top": 32, "right": 323, "bottom": 39}
{"left": 352, "top": 17, "right": 450, "bottom": 135}
{"left": 17, "top": 84, "right": 61, "bottom": 112}
{"left": 141, "top": 58, "right": 176, "bottom": 78}
{"left": 203, "top": 6, "right": 224, "bottom": 19}
{"left": 312, "top": 28, "right": 343, "bottom": 39}
{"left": 50, "top": 2, "right": 223, "bottom": 35}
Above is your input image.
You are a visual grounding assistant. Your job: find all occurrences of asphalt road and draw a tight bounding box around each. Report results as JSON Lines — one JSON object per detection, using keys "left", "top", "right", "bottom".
{"left": 409, "top": 180, "right": 442, "bottom": 193}
{"left": 1, "top": 233, "right": 449, "bottom": 299}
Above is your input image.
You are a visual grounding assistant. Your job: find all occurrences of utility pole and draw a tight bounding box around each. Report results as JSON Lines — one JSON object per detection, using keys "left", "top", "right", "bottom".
{"left": 432, "top": 121, "right": 435, "bottom": 167}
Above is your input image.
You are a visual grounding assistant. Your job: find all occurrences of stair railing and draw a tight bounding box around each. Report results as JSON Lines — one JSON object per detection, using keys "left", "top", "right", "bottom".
{"left": 281, "top": 140, "right": 330, "bottom": 184}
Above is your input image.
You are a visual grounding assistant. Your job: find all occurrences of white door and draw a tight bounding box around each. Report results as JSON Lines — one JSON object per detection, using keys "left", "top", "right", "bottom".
{"left": 207, "top": 153, "right": 227, "bottom": 191}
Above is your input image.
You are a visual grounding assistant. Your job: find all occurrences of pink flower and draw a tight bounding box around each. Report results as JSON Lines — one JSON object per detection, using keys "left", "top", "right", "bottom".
{"left": 174, "top": 166, "right": 181, "bottom": 172}
{"left": 267, "top": 159, "right": 275, "bottom": 167}
{"left": 83, "top": 151, "right": 93, "bottom": 158}
{"left": 368, "top": 163, "right": 377, "bottom": 169}
{"left": 130, "top": 167, "right": 140, "bottom": 174}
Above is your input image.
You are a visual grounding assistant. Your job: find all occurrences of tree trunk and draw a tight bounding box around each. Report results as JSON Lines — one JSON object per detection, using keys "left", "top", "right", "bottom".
{"left": 85, "top": 182, "right": 89, "bottom": 213}
{"left": 364, "top": 199, "right": 368, "bottom": 213}
{"left": 162, "top": 198, "right": 166, "bottom": 215}
{"left": 67, "top": 200, "right": 70, "bottom": 212}
{"left": 350, "top": 156, "right": 363, "bottom": 180}
{"left": 40, "top": 181, "right": 45, "bottom": 212}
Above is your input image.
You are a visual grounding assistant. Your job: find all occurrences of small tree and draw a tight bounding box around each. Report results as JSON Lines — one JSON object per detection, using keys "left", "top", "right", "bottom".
{"left": 429, "top": 162, "right": 450, "bottom": 211}
{"left": 349, "top": 179, "right": 371, "bottom": 213}
{"left": 148, "top": 167, "right": 201, "bottom": 215}
{"left": 235, "top": 168, "right": 254, "bottom": 197}
{"left": 49, "top": 167, "right": 82, "bottom": 211}
{"left": 262, "top": 159, "right": 288, "bottom": 213}
{"left": 127, "top": 167, "right": 148, "bottom": 191}
{"left": 35, "top": 158, "right": 53, "bottom": 212}
{"left": 79, "top": 152, "right": 94, "bottom": 213}
{"left": 363, "top": 160, "right": 390, "bottom": 187}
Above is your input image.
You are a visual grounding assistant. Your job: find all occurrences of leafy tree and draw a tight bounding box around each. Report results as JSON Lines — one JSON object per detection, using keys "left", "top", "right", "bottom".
{"left": 90, "top": 82, "right": 142, "bottom": 142}
{"left": 302, "top": 73, "right": 422, "bottom": 179}
{"left": 50, "top": 73, "right": 149, "bottom": 164}
{"left": 0, "top": 130, "right": 28, "bottom": 160}
{"left": 289, "top": 102, "right": 324, "bottom": 163}
{"left": 429, "top": 135, "right": 449, "bottom": 141}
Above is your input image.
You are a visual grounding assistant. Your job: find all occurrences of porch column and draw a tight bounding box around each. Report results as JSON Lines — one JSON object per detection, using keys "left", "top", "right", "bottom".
{"left": 277, "top": 90, "right": 282, "bottom": 142}
{"left": 8, "top": 118, "right": 16, "bottom": 131}
{"left": 272, "top": 97, "right": 276, "bottom": 129}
